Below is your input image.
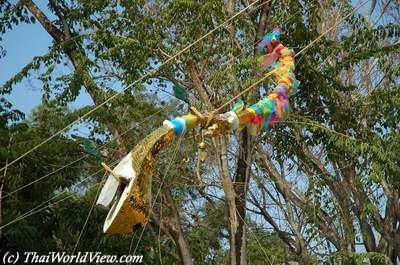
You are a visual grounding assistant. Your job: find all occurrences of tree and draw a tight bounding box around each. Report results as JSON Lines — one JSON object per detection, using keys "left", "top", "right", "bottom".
{"left": 1, "top": 0, "right": 399, "bottom": 264}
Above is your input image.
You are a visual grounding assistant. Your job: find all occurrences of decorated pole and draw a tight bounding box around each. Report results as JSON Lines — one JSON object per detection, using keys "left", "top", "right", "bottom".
{"left": 96, "top": 29, "right": 299, "bottom": 234}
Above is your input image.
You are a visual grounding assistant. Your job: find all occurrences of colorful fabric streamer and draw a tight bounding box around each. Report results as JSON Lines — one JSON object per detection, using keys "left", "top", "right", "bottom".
{"left": 98, "top": 29, "right": 299, "bottom": 234}
{"left": 164, "top": 28, "right": 299, "bottom": 136}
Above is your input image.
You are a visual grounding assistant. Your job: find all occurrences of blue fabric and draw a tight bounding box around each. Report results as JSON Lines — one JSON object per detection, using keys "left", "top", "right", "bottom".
{"left": 258, "top": 98, "right": 275, "bottom": 114}
{"left": 291, "top": 79, "right": 300, "bottom": 92}
{"left": 171, "top": 118, "right": 185, "bottom": 136}
{"left": 250, "top": 103, "right": 264, "bottom": 115}
{"left": 231, "top": 99, "right": 244, "bottom": 114}
{"left": 257, "top": 29, "right": 281, "bottom": 52}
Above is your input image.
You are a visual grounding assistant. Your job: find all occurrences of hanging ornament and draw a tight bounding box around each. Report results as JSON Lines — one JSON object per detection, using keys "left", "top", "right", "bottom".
{"left": 97, "top": 28, "right": 299, "bottom": 234}
{"left": 198, "top": 141, "right": 207, "bottom": 161}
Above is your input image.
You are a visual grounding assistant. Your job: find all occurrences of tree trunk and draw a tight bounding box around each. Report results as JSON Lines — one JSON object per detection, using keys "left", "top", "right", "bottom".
{"left": 222, "top": 1, "right": 272, "bottom": 263}
{"left": 22, "top": 0, "right": 127, "bottom": 153}
{"left": 214, "top": 136, "right": 239, "bottom": 265}
{"left": 159, "top": 188, "right": 194, "bottom": 265}
{"left": 232, "top": 128, "right": 251, "bottom": 265}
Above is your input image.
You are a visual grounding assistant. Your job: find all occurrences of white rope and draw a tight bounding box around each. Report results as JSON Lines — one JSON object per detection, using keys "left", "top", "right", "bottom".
{"left": 69, "top": 174, "right": 107, "bottom": 260}
{"left": 0, "top": 107, "right": 165, "bottom": 200}
{"left": 0, "top": 160, "right": 118, "bottom": 230}
{"left": 0, "top": 0, "right": 265, "bottom": 173}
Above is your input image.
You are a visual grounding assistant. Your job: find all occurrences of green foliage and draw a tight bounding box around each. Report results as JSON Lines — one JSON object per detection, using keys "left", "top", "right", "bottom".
{"left": 0, "top": 0, "right": 399, "bottom": 264}
{"left": 247, "top": 230, "right": 293, "bottom": 265}
{"left": 331, "top": 251, "right": 392, "bottom": 265}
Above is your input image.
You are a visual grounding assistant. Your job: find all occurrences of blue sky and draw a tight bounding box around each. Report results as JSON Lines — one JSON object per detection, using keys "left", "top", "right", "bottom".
{"left": 0, "top": 1, "right": 94, "bottom": 117}
{"left": 1, "top": 22, "right": 94, "bottom": 117}
{"left": 1, "top": 17, "right": 50, "bottom": 114}
{"left": 1, "top": 0, "right": 375, "bottom": 117}
{"left": 3, "top": 0, "right": 396, "bottom": 257}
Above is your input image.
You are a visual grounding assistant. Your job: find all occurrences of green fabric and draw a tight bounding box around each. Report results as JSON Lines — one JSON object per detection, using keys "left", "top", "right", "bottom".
{"left": 173, "top": 85, "right": 189, "bottom": 103}
{"left": 83, "top": 139, "right": 101, "bottom": 160}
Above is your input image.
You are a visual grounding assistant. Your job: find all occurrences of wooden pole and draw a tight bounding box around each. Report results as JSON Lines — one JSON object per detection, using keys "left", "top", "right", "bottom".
{"left": 101, "top": 162, "right": 129, "bottom": 184}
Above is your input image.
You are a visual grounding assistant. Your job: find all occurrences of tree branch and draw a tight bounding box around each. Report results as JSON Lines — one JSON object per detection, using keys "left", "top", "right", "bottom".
{"left": 186, "top": 60, "right": 213, "bottom": 109}
{"left": 21, "top": 0, "right": 65, "bottom": 42}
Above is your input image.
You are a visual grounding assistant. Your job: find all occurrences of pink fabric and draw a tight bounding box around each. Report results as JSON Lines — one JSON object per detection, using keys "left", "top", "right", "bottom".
{"left": 261, "top": 52, "right": 280, "bottom": 67}
{"left": 251, "top": 114, "right": 263, "bottom": 124}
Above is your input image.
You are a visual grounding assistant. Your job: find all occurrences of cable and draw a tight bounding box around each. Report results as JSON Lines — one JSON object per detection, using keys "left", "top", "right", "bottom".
{"left": 0, "top": 108, "right": 179, "bottom": 235}
{"left": 0, "top": 0, "right": 267, "bottom": 173}
{"left": 158, "top": 196, "right": 163, "bottom": 265}
{"left": 0, "top": 159, "right": 119, "bottom": 230}
{"left": 1, "top": 155, "right": 88, "bottom": 200}
{"left": 213, "top": 0, "right": 369, "bottom": 114}
{"left": 0, "top": 106, "right": 165, "bottom": 200}
{"left": 0, "top": 194, "right": 74, "bottom": 230}
{"left": 295, "top": 0, "right": 368, "bottom": 58}
{"left": 0, "top": 103, "right": 170, "bottom": 226}
{"left": 1, "top": 0, "right": 369, "bottom": 249}
{"left": 69, "top": 173, "right": 107, "bottom": 260}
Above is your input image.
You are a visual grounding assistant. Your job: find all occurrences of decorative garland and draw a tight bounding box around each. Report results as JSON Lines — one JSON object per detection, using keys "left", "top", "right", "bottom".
{"left": 96, "top": 29, "right": 299, "bottom": 234}
{"left": 163, "top": 28, "right": 298, "bottom": 137}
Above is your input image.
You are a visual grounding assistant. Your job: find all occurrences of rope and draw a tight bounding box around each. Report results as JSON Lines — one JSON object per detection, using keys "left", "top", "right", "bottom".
{"left": 213, "top": 0, "right": 369, "bottom": 114}
{"left": 7, "top": 195, "right": 74, "bottom": 228}
{"left": 0, "top": 106, "right": 167, "bottom": 233}
{"left": 0, "top": 159, "right": 119, "bottom": 230}
{"left": 295, "top": 0, "right": 368, "bottom": 58}
{"left": 0, "top": 0, "right": 369, "bottom": 252}
{"left": 127, "top": 230, "right": 137, "bottom": 265}
{"left": 235, "top": 207, "right": 274, "bottom": 265}
{"left": 0, "top": 0, "right": 268, "bottom": 173}
{"left": 69, "top": 174, "right": 107, "bottom": 259}
{"left": 0, "top": 106, "right": 166, "bottom": 200}
{"left": 158, "top": 196, "right": 163, "bottom": 265}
